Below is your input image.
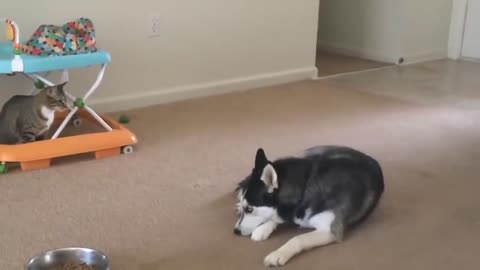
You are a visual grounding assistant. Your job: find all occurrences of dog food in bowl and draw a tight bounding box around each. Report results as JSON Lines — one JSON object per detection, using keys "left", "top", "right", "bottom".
{"left": 27, "top": 247, "right": 109, "bottom": 270}
{"left": 49, "top": 262, "right": 98, "bottom": 270}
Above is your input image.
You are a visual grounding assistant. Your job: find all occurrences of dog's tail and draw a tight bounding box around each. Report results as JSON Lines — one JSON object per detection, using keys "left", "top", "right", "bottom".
{"left": 349, "top": 159, "right": 385, "bottom": 229}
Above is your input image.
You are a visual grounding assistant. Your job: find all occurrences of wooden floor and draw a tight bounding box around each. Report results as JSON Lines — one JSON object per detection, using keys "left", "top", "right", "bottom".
{"left": 316, "top": 50, "right": 391, "bottom": 77}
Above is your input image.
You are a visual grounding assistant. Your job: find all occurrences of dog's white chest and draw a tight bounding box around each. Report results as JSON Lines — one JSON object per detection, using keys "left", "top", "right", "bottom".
{"left": 293, "top": 208, "right": 313, "bottom": 227}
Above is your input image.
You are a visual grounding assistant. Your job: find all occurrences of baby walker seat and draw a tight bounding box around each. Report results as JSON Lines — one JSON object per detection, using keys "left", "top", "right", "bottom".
{"left": 0, "top": 18, "right": 137, "bottom": 173}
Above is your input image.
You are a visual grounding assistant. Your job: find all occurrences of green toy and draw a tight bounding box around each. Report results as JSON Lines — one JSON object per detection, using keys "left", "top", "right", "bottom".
{"left": 74, "top": 98, "right": 86, "bottom": 109}
{"left": 0, "top": 163, "right": 8, "bottom": 174}
{"left": 119, "top": 114, "right": 130, "bottom": 124}
{"left": 34, "top": 79, "right": 45, "bottom": 89}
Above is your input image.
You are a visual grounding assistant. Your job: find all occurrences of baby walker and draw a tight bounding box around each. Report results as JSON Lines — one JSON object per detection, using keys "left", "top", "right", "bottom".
{"left": 0, "top": 18, "right": 137, "bottom": 173}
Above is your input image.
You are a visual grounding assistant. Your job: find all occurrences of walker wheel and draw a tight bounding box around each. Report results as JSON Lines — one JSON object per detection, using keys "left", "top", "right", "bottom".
{"left": 0, "top": 163, "right": 8, "bottom": 174}
{"left": 73, "top": 118, "right": 82, "bottom": 127}
{"left": 121, "top": 145, "right": 134, "bottom": 154}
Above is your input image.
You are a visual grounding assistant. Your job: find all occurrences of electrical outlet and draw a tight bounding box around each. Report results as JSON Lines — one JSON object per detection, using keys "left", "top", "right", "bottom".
{"left": 148, "top": 14, "right": 161, "bottom": 37}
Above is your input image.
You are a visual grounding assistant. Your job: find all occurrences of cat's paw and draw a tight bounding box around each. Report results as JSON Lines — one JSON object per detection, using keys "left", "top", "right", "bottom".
{"left": 20, "top": 132, "right": 36, "bottom": 143}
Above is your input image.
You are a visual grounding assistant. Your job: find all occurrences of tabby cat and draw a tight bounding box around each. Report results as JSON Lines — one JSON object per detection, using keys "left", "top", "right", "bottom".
{"left": 0, "top": 82, "right": 71, "bottom": 144}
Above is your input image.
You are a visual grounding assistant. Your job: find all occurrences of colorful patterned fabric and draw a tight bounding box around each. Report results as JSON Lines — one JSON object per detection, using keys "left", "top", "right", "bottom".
{"left": 22, "top": 18, "right": 97, "bottom": 56}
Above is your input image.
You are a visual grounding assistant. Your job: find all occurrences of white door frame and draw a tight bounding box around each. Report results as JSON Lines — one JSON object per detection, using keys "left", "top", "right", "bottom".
{"left": 448, "top": 0, "right": 469, "bottom": 59}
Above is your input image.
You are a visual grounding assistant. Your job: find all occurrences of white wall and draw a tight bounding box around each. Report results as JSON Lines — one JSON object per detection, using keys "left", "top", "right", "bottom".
{"left": 399, "top": 0, "right": 453, "bottom": 63}
{"left": 317, "top": 0, "right": 401, "bottom": 63}
{"left": 317, "top": 0, "right": 452, "bottom": 64}
{"left": 448, "top": 0, "right": 469, "bottom": 59}
{"left": 0, "top": 0, "right": 320, "bottom": 112}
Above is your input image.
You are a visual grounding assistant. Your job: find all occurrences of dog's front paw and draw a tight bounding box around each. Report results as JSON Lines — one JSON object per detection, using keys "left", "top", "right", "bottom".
{"left": 251, "top": 226, "right": 272, "bottom": 242}
{"left": 264, "top": 249, "right": 291, "bottom": 267}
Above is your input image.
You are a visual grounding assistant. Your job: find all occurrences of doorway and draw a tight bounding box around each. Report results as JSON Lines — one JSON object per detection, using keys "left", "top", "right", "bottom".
{"left": 315, "top": 0, "right": 393, "bottom": 77}
{"left": 449, "top": 0, "right": 480, "bottom": 61}
{"left": 461, "top": 0, "right": 480, "bottom": 60}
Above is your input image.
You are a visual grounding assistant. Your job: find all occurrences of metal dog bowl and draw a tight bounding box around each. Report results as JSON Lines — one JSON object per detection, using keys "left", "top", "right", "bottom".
{"left": 26, "top": 247, "right": 109, "bottom": 270}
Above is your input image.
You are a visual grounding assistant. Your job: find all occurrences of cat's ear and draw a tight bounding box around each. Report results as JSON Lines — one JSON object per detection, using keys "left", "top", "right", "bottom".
{"left": 57, "top": 81, "right": 68, "bottom": 91}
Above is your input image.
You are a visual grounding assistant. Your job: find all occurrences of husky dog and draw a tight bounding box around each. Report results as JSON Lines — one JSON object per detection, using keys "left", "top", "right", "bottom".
{"left": 234, "top": 146, "right": 384, "bottom": 267}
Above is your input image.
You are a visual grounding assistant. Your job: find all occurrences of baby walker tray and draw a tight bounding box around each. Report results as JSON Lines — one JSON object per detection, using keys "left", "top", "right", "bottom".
{"left": 0, "top": 18, "right": 137, "bottom": 173}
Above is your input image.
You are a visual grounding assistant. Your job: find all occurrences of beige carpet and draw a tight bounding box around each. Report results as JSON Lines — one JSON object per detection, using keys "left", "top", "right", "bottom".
{"left": 1, "top": 69, "right": 480, "bottom": 269}
{"left": 316, "top": 50, "right": 391, "bottom": 76}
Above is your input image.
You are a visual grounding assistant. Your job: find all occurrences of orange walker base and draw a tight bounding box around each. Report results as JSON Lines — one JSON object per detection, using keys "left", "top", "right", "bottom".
{"left": 0, "top": 109, "right": 138, "bottom": 173}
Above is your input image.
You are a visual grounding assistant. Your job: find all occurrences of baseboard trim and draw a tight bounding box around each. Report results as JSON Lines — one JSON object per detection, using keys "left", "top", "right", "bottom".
{"left": 317, "top": 41, "right": 448, "bottom": 66}
{"left": 313, "top": 65, "right": 395, "bottom": 80}
{"left": 317, "top": 41, "right": 398, "bottom": 64}
{"left": 90, "top": 67, "right": 318, "bottom": 113}
{"left": 400, "top": 49, "right": 448, "bottom": 65}
{"left": 459, "top": 56, "right": 480, "bottom": 63}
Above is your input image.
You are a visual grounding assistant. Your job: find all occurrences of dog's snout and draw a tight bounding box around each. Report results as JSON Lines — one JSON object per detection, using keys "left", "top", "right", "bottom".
{"left": 233, "top": 228, "right": 241, "bottom": 235}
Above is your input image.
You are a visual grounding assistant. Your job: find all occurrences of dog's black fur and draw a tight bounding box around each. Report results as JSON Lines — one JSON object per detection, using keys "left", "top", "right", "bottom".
{"left": 234, "top": 145, "right": 385, "bottom": 266}
{"left": 237, "top": 146, "right": 384, "bottom": 231}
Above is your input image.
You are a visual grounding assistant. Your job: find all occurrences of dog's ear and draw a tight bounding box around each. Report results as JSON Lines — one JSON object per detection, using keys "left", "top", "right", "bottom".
{"left": 254, "top": 148, "right": 277, "bottom": 192}
{"left": 261, "top": 164, "right": 278, "bottom": 193}
{"left": 255, "top": 148, "right": 268, "bottom": 169}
